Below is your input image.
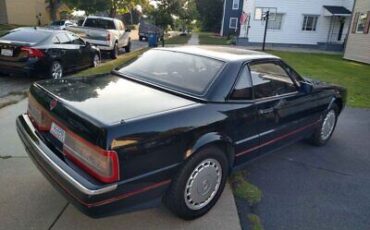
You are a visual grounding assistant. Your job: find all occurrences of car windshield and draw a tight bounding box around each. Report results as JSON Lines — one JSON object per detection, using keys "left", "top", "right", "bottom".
{"left": 0, "top": 29, "right": 51, "bottom": 44}
{"left": 118, "top": 50, "right": 224, "bottom": 95}
{"left": 51, "top": 21, "right": 65, "bottom": 26}
{"left": 84, "top": 18, "right": 115, "bottom": 29}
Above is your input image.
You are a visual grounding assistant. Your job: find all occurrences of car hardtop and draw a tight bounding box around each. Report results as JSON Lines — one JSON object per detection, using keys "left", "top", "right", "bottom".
{"left": 155, "top": 46, "right": 280, "bottom": 63}
{"left": 85, "top": 16, "right": 120, "bottom": 22}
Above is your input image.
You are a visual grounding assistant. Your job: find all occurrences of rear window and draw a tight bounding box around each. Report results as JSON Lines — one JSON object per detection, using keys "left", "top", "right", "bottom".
{"left": 118, "top": 50, "right": 224, "bottom": 95}
{"left": 84, "top": 18, "right": 115, "bottom": 29}
{"left": 0, "top": 29, "right": 51, "bottom": 44}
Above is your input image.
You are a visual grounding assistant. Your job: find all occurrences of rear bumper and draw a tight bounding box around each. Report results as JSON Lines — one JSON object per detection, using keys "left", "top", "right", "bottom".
{"left": 16, "top": 114, "right": 173, "bottom": 217}
{"left": 0, "top": 59, "right": 47, "bottom": 76}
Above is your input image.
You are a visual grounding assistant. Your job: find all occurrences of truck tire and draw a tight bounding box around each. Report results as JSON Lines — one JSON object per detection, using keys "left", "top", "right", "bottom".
{"left": 124, "top": 41, "right": 131, "bottom": 53}
{"left": 110, "top": 42, "right": 118, "bottom": 59}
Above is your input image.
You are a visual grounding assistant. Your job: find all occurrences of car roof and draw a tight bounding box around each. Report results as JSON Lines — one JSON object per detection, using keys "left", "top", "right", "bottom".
{"left": 86, "top": 16, "right": 116, "bottom": 21}
{"left": 10, "top": 27, "right": 66, "bottom": 35}
{"left": 155, "top": 46, "right": 279, "bottom": 62}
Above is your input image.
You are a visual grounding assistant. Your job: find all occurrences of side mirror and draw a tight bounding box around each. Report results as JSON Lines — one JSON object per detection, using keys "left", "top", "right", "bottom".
{"left": 125, "top": 28, "right": 131, "bottom": 32}
{"left": 300, "top": 81, "right": 314, "bottom": 94}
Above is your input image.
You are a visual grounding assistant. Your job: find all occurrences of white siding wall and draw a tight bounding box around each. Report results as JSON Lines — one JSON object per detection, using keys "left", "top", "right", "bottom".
{"left": 240, "top": 0, "right": 354, "bottom": 45}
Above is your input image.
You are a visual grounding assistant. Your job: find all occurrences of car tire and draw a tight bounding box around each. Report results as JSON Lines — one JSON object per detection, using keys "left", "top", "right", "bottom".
{"left": 164, "top": 145, "right": 229, "bottom": 220}
{"left": 308, "top": 104, "right": 339, "bottom": 146}
{"left": 139, "top": 36, "right": 143, "bottom": 41}
{"left": 92, "top": 53, "right": 100, "bottom": 67}
{"left": 49, "top": 61, "right": 63, "bottom": 79}
{"left": 124, "top": 41, "right": 131, "bottom": 53}
{"left": 110, "top": 42, "right": 118, "bottom": 59}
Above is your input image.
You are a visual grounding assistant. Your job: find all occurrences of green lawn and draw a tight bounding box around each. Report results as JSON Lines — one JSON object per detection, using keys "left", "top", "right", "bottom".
{"left": 164, "top": 34, "right": 191, "bottom": 45}
{"left": 268, "top": 51, "right": 370, "bottom": 108}
{"left": 75, "top": 48, "right": 148, "bottom": 76}
{"left": 199, "top": 32, "right": 230, "bottom": 45}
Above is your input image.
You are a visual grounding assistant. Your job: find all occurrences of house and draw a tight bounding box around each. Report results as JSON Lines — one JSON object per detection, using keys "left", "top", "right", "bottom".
{"left": 220, "top": 0, "right": 354, "bottom": 51}
{"left": 343, "top": 0, "right": 370, "bottom": 64}
{"left": 0, "top": 0, "right": 69, "bottom": 26}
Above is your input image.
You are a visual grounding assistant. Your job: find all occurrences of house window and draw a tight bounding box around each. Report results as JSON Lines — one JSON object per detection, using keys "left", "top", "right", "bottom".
{"left": 229, "top": 17, "right": 238, "bottom": 29}
{"left": 356, "top": 13, "right": 367, "bottom": 33}
{"left": 232, "top": 0, "right": 239, "bottom": 10}
{"left": 302, "top": 15, "right": 318, "bottom": 31}
{"left": 268, "top": 13, "right": 284, "bottom": 30}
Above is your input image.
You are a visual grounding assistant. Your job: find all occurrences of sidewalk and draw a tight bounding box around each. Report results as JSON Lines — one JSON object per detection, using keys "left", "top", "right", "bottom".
{"left": 187, "top": 33, "right": 199, "bottom": 45}
{"left": 0, "top": 99, "right": 241, "bottom": 230}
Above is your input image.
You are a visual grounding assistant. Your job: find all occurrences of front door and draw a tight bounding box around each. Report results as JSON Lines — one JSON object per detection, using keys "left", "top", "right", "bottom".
{"left": 249, "top": 60, "right": 319, "bottom": 154}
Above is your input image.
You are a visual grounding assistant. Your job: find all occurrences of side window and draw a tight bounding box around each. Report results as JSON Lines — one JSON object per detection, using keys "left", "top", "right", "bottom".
{"left": 56, "top": 33, "right": 70, "bottom": 44}
{"left": 249, "top": 62, "right": 297, "bottom": 99}
{"left": 230, "top": 66, "right": 253, "bottom": 100}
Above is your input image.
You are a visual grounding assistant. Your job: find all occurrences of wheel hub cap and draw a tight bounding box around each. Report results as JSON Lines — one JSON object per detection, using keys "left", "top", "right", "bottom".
{"left": 184, "top": 158, "right": 222, "bottom": 210}
{"left": 51, "top": 63, "right": 62, "bottom": 79}
{"left": 321, "top": 110, "right": 336, "bottom": 140}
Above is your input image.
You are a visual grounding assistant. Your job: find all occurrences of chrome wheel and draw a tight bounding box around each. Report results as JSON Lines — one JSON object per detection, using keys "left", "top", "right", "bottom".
{"left": 51, "top": 62, "right": 63, "bottom": 79}
{"left": 184, "top": 158, "right": 222, "bottom": 210}
{"left": 321, "top": 109, "right": 336, "bottom": 140}
{"left": 93, "top": 54, "right": 100, "bottom": 67}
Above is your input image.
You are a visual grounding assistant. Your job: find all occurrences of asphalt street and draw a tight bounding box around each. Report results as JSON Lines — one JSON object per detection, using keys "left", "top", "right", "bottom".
{"left": 236, "top": 107, "right": 370, "bottom": 230}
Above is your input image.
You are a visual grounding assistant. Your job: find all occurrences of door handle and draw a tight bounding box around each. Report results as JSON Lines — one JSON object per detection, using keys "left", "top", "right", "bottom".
{"left": 258, "top": 107, "right": 274, "bottom": 115}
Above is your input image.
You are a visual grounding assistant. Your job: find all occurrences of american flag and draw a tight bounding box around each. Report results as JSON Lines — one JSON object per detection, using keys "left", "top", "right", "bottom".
{"left": 240, "top": 12, "right": 248, "bottom": 25}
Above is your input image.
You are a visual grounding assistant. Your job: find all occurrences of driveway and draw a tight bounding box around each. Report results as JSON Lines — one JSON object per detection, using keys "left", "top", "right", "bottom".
{"left": 0, "top": 100, "right": 241, "bottom": 230}
{"left": 235, "top": 107, "right": 370, "bottom": 230}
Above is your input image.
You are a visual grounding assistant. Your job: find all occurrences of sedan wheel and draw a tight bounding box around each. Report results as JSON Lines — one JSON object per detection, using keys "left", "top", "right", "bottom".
{"left": 308, "top": 104, "right": 338, "bottom": 146}
{"left": 50, "top": 61, "right": 63, "bottom": 79}
{"left": 93, "top": 53, "right": 100, "bottom": 67}
{"left": 164, "top": 146, "right": 228, "bottom": 220}
{"left": 184, "top": 158, "right": 222, "bottom": 210}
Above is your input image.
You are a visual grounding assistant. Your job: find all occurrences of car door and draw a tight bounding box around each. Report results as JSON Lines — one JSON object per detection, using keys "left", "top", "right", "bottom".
{"left": 50, "top": 33, "right": 77, "bottom": 71}
{"left": 227, "top": 64, "right": 261, "bottom": 165}
{"left": 67, "top": 32, "right": 91, "bottom": 68}
{"left": 117, "top": 20, "right": 129, "bottom": 47}
{"left": 249, "top": 60, "right": 320, "bottom": 154}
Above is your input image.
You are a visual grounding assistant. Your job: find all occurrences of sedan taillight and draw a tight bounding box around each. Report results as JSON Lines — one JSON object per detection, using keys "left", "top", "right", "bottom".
{"left": 21, "top": 47, "right": 45, "bottom": 58}
{"left": 27, "top": 95, "right": 120, "bottom": 183}
{"left": 63, "top": 133, "right": 120, "bottom": 183}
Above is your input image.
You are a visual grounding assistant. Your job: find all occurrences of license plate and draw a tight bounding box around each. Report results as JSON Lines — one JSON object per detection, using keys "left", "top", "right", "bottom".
{"left": 1, "top": 49, "right": 13, "bottom": 57}
{"left": 50, "top": 122, "right": 66, "bottom": 143}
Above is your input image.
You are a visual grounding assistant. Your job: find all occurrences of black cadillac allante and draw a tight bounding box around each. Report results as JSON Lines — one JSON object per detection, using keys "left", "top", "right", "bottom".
{"left": 16, "top": 46, "right": 346, "bottom": 219}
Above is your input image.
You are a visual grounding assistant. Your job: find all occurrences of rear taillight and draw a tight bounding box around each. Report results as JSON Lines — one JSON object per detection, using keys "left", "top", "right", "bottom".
{"left": 63, "top": 133, "right": 120, "bottom": 183}
{"left": 27, "top": 94, "right": 120, "bottom": 183}
{"left": 27, "top": 95, "right": 51, "bottom": 131}
{"left": 106, "top": 33, "right": 111, "bottom": 41}
{"left": 21, "top": 47, "right": 45, "bottom": 58}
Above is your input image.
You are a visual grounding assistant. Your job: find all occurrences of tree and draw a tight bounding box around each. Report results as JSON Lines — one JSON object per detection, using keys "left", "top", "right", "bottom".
{"left": 195, "top": 0, "right": 223, "bottom": 32}
{"left": 46, "top": 0, "right": 58, "bottom": 21}
{"left": 178, "top": 0, "right": 199, "bottom": 31}
{"left": 148, "top": 0, "right": 186, "bottom": 30}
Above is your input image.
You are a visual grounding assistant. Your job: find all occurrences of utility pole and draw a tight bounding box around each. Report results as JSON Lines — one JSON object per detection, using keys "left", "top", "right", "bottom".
{"left": 262, "top": 11, "right": 270, "bottom": 51}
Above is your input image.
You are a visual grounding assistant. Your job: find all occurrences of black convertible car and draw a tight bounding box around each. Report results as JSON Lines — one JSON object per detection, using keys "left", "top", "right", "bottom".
{"left": 0, "top": 27, "right": 100, "bottom": 79}
{"left": 16, "top": 46, "right": 346, "bottom": 219}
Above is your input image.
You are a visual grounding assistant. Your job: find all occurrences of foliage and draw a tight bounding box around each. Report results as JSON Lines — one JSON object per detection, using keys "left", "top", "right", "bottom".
{"left": 165, "top": 34, "right": 191, "bottom": 45}
{"left": 177, "top": 0, "right": 199, "bottom": 31}
{"left": 198, "top": 32, "right": 229, "bottom": 45}
{"left": 230, "top": 172, "right": 262, "bottom": 206}
{"left": 62, "top": 0, "right": 149, "bottom": 17}
{"left": 195, "top": 0, "right": 223, "bottom": 32}
{"left": 268, "top": 51, "right": 370, "bottom": 108}
{"left": 247, "top": 214, "right": 264, "bottom": 230}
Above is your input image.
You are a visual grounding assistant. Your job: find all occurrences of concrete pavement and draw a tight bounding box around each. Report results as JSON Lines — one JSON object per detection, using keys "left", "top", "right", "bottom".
{"left": 0, "top": 99, "right": 242, "bottom": 230}
{"left": 187, "top": 33, "right": 199, "bottom": 45}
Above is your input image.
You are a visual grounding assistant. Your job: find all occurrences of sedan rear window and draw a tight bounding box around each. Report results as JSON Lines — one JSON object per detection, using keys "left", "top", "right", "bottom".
{"left": 0, "top": 29, "right": 50, "bottom": 44}
{"left": 119, "top": 50, "right": 224, "bottom": 95}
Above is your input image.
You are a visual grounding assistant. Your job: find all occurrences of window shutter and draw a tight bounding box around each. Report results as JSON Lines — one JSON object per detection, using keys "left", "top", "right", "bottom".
{"left": 364, "top": 11, "right": 370, "bottom": 34}
{"left": 352, "top": 12, "right": 360, "bottom": 33}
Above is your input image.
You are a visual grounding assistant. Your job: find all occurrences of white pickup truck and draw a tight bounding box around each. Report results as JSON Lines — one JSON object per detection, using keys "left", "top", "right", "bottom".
{"left": 67, "top": 16, "right": 131, "bottom": 59}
